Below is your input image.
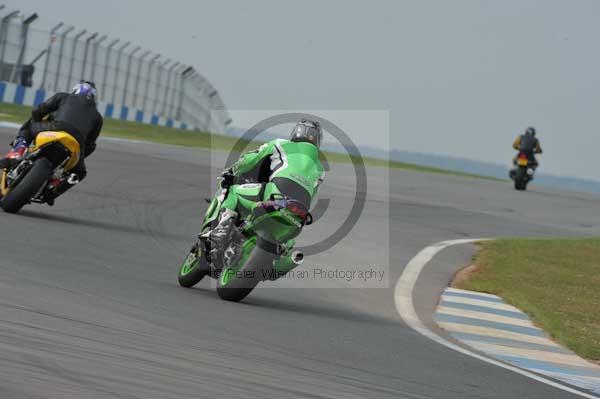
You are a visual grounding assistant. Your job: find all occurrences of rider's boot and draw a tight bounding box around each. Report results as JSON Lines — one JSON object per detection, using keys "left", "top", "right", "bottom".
{"left": 45, "top": 173, "right": 80, "bottom": 206}
{"left": 202, "top": 209, "right": 238, "bottom": 248}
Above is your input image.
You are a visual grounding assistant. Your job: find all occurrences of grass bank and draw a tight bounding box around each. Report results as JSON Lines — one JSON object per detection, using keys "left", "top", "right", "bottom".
{"left": 0, "top": 102, "right": 493, "bottom": 179}
{"left": 457, "top": 239, "right": 600, "bottom": 361}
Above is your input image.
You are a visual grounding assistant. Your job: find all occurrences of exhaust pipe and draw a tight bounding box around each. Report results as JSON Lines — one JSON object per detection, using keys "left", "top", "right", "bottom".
{"left": 291, "top": 250, "right": 304, "bottom": 265}
{"left": 272, "top": 250, "right": 305, "bottom": 276}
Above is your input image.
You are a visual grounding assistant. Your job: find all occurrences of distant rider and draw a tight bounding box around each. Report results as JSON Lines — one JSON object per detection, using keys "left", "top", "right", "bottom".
{"left": 511, "top": 126, "right": 542, "bottom": 172}
{"left": 204, "top": 119, "right": 325, "bottom": 248}
{"left": 1, "top": 81, "right": 103, "bottom": 202}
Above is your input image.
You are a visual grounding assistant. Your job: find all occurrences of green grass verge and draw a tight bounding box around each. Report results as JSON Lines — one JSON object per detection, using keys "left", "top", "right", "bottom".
{"left": 0, "top": 102, "right": 494, "bottom": 179}
{"left": 457, "top": 239, "right": 600, "bottom": 361}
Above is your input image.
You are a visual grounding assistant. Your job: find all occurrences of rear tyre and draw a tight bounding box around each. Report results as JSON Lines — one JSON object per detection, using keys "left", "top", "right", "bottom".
{"left": 514, "top": 168, "right": 528, "bottom": 191}
{"left": 1, "top": 158, "right": 53, "bottom": 213}
{"left": 177, "top": 242, "right": 210, "bottom": 288}
{"left": 216, "top": 237, "right": 276, "bottom": 302}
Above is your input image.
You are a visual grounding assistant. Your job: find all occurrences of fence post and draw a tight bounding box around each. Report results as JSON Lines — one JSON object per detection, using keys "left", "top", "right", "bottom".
{"left": 66, "top": 29, "right": 86, "bottom": 90}
{"left": 187, "top": 72, "right": 200, "bottom": 128}
{"left": 162, "top": 61, "right": 179, "bottom": 117}
{"left": 111, "top": 41, "right": 130, "bottom": 104}
{"left": 53, "top": 25, "right": 74, "bottom": 92}
{"left": 10, "top": 13, "right": 37, "bottom": 84}
{"left": 131, "top": 50, "right": 150, "bottom": 109}
{"left": 166, "top": 64, "right": 180, "bottom": 119}
{"left": 121, "top": 45, "right": 140, "bottom": 106}
{"left": 154, "top": 58, "right": 171, "bottom": 115}
{"left": 176, "top": 66, "right": 193, "bottom": 121}
{"left": 81, "top": 32, "right": 97, "bottom": 79}
{"left": 89, "top": 34, "right": 106, "bottom": 82}
{"left": 188, "top": 72, "right": 203, "bottom": 129}
{"left": 168, "top": 64, "right": 183, "bottom": 119}
{"left": 142, "top": 54, "right": 160, "bottom": 112}
{"left": 40, "top": 22, "right": 63, "bottom": 90}
{"left": 100, "top": 38, "right": 118, "bottom": 102}
{"left": 169, "top": 64, "right": 186, "bottom": 119}
{"left": 0, "top": 10, "right": 19, "bottom": 68}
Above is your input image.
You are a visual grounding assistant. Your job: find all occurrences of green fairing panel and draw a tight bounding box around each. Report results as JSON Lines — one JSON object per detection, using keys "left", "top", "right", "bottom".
{"left": 201, "top": 193, "right": 223, "bottom": 231}
{"left": 236, "top": 195, "right": 258, "bottom": 214}
{"left": 222, "top": 183, "right": 266, "bottom": 216}
{"left": 234, "top": 183, "right": 263, "bottom": 197}
{"left": 262, "top": 181, "right": 281, "bottom": 200}
{"left": 246, "top": 212, "right": 301, "bottom": 242}
{"left": 234, "top": 183, "right": 263, "bottom": 213}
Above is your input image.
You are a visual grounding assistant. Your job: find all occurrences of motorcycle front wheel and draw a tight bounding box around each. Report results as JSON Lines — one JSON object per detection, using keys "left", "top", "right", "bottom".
{"left": 177, "top": 241, "right": 211, "bottom": 288}
{"left": 1, "top": 158, "right": 53, "bottom": 213}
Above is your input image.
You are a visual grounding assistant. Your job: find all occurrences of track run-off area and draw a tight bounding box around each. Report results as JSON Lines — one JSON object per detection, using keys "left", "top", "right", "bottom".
{"left": 1, "top": 127, "right": 600, "bottom": 398}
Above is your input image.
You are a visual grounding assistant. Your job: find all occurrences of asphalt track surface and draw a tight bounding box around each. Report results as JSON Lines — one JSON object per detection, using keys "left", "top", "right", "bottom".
{"left": 1, "top": 127, "right": 599, "bottom": 398}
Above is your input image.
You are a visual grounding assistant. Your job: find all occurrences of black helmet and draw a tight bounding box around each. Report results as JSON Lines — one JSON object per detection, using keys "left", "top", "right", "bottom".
{"left": 290, "top": 119, "right": 322, "bottom": 148}
{"left": 525, "top": 126, "right": 536, "bottom": 136}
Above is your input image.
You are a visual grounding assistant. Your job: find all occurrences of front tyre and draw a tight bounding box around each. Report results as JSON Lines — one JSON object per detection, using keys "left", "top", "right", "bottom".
{"left": 1, "top": 158, "right": 53, "bottom": 213}
{"left": 178, "top": 242, "right": 210, "bottom": 288}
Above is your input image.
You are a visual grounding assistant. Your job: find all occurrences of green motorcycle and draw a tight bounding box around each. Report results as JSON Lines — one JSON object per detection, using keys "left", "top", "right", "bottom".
{"left": 177, "top": 182, "right": 311, "bottom": 302}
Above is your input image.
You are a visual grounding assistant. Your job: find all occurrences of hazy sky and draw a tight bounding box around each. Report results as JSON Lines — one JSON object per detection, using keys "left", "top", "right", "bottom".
{"left": 6, "top": 0, "right": 600, "bottom": 180}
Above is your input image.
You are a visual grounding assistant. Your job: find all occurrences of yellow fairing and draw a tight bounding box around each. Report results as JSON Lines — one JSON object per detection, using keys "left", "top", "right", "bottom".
{"left": 1, "top": 131, "right": 80, "bottom": 197}
{"left": 0, "top": 170, "right": 9, "bottom": 196}
{"left": 517, "top": 158, "right": 529, "bottom": 166}
{"left": 32, "top": 131, "right": 81, "bottom": 170}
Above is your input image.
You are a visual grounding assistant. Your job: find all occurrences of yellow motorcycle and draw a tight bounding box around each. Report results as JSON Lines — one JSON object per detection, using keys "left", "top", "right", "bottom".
{"left": 510, "top": 151, "right": 535, "bottom": 191}
{"left": 0, "top": 131, "right": 81, "bottom": 213}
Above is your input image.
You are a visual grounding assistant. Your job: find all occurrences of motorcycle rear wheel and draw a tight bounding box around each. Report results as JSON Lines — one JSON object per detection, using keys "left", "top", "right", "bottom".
{"left": 514, "top": 168, "right": 528, "bottom": 191}
{"left": 216, "top": 237, "right": 276, "bottom": 302}
{"left": 1, "top": 158, "right": 53, "bottom": 213}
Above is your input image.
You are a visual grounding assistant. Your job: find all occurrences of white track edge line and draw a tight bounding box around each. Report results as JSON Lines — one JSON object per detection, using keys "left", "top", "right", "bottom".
{"left": 393, "top": 238, "right": 599, "bottom": 399}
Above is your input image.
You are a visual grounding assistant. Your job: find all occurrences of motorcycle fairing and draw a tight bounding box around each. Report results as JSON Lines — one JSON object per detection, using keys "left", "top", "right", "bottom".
{"left": 32, "top": 131, "right": 81, "bottom": 170}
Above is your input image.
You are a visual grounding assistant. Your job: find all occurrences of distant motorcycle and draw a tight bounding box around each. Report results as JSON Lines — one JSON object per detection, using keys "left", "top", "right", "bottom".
{"left": 177, "top": 181, "right": 310, "bottom": 302}
{"left": 510, "top": 152, "right": 535, "bottom": 191}
{"left": 0, "top": 131, "right": 81, "bottom": 213}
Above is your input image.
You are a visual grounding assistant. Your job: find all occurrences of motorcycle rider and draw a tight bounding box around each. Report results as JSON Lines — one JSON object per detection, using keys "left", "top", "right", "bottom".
{"left": 1, "top": 81, "right": 103, "bottom": 203}
{"left": 510, "top": 126, "right": 542, "bottom": 177}
{"left": 204, "top": 119, "right": 324, "bottom": 248}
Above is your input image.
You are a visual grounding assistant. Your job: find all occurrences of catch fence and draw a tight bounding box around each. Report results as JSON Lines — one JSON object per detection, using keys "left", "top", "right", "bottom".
{"left": 0, "top": 7, "right": 230, "bottom": 132}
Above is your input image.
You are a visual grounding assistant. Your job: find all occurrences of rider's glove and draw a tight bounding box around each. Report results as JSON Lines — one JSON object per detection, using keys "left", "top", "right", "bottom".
{"left": 220, "top": 168, "right": 235, "bottom": 189}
